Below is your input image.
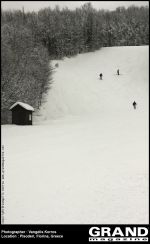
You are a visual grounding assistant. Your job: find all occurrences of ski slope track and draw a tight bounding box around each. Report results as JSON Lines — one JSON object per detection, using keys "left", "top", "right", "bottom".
{"left": 2, "top": 46, "right": 149, "bottom": 224}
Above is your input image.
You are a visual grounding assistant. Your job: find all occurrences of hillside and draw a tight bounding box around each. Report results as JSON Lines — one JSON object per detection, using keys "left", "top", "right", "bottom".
{"left": 2, "top": 46, "right": 148, "bottom": 224}
{"left": 38, "top": 46, "right": 148, "bottom": 120}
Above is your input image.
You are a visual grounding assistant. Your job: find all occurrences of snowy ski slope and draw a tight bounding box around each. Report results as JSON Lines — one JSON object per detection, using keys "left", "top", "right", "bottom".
{"left": 39, "top": 46, "right": 148, "bottom": 120}
{"left": 2, "top": 46, "right": 149, "bottom": 224}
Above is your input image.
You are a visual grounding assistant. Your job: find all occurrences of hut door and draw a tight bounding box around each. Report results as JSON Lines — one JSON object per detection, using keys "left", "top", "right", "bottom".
{"left": 29, "top": 114, "right": 32, "bottom": 121}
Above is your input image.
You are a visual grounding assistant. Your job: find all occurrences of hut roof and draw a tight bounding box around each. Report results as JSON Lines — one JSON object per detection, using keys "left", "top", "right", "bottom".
{"left": 9, "top": 102, "right": 34, "bottom": 111}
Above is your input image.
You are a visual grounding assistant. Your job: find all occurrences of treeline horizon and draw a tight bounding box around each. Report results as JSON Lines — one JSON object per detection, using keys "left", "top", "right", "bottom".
{"left": 1, "top": 3, "right": 149, "bottom": 123}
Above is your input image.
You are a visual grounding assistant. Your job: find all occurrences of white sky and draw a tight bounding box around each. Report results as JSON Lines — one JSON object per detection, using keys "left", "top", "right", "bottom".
{"left": 1, "top": 1, "right": 149, "bottom": 12}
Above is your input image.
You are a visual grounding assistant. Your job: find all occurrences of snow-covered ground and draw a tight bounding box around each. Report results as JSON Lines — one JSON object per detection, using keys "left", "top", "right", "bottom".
{"left": 2, "top": 46, "right": 149, "bottom": 224}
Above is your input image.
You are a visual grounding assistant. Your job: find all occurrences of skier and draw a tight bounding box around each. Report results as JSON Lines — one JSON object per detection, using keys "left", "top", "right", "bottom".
{"left": 133, "top": 101, "right": 137, "bottom": 109}
{"left": 99, "top": 73, "right": 103, "bottom": 80}
{"left": 117, "top": 69, "right": 120, "bottom": 75}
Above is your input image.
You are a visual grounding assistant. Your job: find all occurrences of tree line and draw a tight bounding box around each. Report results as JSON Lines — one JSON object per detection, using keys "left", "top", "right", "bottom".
{"left": 1, "top": 3, "right": 149, "bottom": 123}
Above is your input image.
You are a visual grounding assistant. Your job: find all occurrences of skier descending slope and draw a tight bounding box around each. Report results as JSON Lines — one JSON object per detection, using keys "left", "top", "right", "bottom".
{"left": 99, "top": 73, "right": 103, "bottom": 80}
{"left": 133, "top": 101, "right": 137, "bottom": 109}
{"left": 117, "top": 69, "right": 120, "bottom": 75}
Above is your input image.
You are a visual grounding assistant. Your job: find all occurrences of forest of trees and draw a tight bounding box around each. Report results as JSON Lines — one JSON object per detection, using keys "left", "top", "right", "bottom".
{"left": 1, "top": 3, "right": 149, "bottom": 123}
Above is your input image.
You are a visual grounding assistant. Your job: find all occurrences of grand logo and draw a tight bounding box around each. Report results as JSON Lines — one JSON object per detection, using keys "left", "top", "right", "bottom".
{"left": 89, "top": 226, "right": 149, "bottom": 242}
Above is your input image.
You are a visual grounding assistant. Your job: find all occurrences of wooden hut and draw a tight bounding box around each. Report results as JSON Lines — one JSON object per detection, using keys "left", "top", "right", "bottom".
{"left": 9, "top": 102, "right": 34, "bottom": 125}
